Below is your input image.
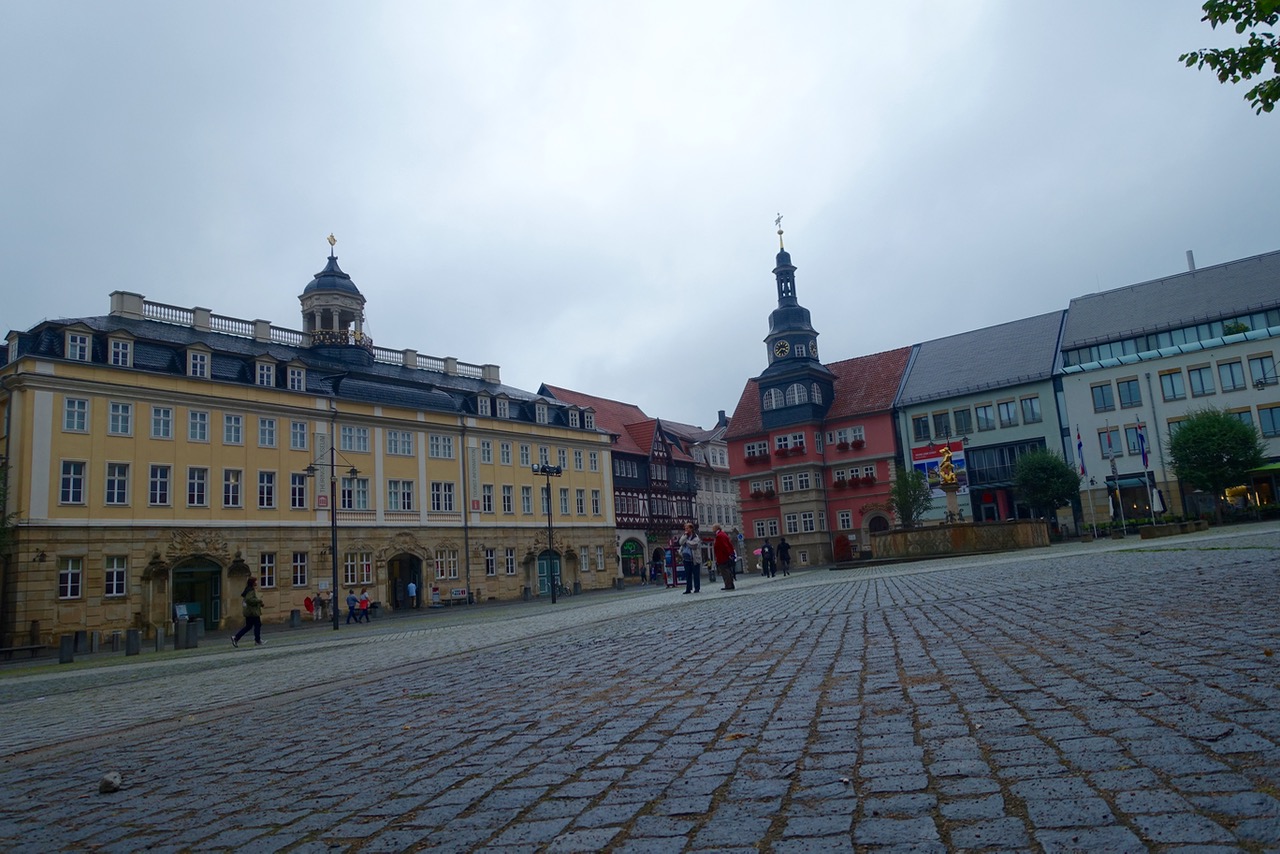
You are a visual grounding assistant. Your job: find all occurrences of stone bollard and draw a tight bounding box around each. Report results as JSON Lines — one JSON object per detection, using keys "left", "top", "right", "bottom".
{"left": 522, "top": 586, "right": 532, "bottom": 601}
{"left": 126, "top": 629, "right": 141, "bottom": 656}
{"left": 185, "top": 619, "right": 199, "bottom": 649}
{"left": 573, "top": 581, "right": 582, "bottom": 595}
{"left": 90, "top": 631, "right": 102, "bottom": 653}
{"left": 74, "top": 629, "right": 88, "bottom": 654}
{"left": 110, "top": 630, "right": 122, "bottom": 652}
{"left": 174, "top": 617, "right": 188, "bottom": 650}
{"left": 59, "top": 634, "right": 75, "bottom": 664}
{"left": 194, "top": 618, "right": 205, "bottom": 638}
{"left": 290, "top": 609, "right": 302, "bottom": 628}
{"left": 154, "top": 626, "right": 165, "bottom": 652}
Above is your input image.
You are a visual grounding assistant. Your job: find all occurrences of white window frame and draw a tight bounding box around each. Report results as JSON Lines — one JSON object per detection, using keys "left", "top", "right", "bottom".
{"left": 64, "top": 398, "right": 88, "bottom": 432}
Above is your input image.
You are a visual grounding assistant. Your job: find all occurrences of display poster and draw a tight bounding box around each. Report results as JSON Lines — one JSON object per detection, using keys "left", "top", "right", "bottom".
{"left": 910, "top": 441, "right": 970, "bottom": 498}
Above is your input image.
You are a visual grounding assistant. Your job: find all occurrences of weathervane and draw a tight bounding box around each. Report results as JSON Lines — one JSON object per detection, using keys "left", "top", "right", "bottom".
{"left": 775, "top": 212, "right": 784, "bottom": 249}
{"left": 327, "top": 233, "right": 337, "bottom": 254}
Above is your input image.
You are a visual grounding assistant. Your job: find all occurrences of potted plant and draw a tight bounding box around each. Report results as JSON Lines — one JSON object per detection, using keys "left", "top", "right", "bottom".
{"left": 852, "top": 439, "right": 866, "bottom": 450}
{"left": 764, "top": 488, "right": 776, "bottom": 498}
{"left": 836, "top": 440, "right": 850, "bottom": 451}
{"left": 750, "top": 489, "right": 765, "bottom": 499}
{"left": 833, "top": 479, "right": 848, "bottom": 490}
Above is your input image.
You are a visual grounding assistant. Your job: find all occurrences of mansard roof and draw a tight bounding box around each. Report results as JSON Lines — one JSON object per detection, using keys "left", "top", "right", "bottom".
{"left": 8, "top": 312, "right": 534, "bottom": 416}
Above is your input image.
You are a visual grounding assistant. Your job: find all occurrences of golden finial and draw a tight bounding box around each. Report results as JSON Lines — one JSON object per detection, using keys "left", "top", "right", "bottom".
{"left": 774, "top": 213, "right": 784, "bottom": 249}
{"left": 327, "top": 233, "right": 337, "bottom": 248}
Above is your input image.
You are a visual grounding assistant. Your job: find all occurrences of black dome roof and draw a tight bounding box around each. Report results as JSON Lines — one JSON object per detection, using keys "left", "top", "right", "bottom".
{"left": 303, "top": 254, "right": 362, "bottom": 296}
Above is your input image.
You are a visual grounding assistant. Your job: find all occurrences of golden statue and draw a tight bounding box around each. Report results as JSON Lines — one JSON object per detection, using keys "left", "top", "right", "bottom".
{"left": 938, "top": 445, "right": 957, "bottom": 485}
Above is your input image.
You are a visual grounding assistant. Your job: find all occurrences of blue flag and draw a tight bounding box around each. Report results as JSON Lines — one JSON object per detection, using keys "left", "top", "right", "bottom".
{"left": 1138, "top": 426, "right": 1149, "bottom": 469}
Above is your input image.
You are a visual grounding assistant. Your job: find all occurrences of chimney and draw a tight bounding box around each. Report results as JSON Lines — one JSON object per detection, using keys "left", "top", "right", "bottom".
{"left": 1186, "top": 250, "right": 1196, "bottom": 272}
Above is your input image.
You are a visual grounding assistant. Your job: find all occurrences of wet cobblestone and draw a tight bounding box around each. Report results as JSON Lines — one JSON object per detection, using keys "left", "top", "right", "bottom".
{"left": 0, "top": 524, "right": 1277, "bottom": 851}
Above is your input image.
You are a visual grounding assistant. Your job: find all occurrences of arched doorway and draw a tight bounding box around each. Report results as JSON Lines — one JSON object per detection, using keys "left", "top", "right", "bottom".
{"left": 620, "top": 538, "right": 645, "bottom": 579}
{"left": 867, "top": 515, "right": 891, "bottom": 534}
{"left": 385, "top": 553, "right": 424, "bottom": 609}
{"left": 536, "top": 549, "right": 561, "bottom": 596}
{"left": 172, "top": 559, "right": 224, "bottom": 628}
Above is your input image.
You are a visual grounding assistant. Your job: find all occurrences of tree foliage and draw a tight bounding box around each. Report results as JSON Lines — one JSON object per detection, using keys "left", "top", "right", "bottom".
{"left": 1166, "top": 407, "right": 1266, "bottom": 522}
{"left": 886, "top": 465, "right": 934, "bottom": 529}
{"left": 1180, "top": 0, "right": 1280, "bottom": 114}
{"left": 1013, "top": 449, "right": 1081, "bottom": 519}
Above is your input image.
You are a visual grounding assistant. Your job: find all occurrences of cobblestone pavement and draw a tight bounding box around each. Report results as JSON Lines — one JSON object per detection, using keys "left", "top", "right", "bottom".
{"left": 1, "top": 524, "right": 1277, "bottom": 852}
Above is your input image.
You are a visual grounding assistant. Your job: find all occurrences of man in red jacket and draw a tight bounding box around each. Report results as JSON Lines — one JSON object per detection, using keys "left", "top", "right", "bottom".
{"left": 713, "top": 524, "right": 736, "bottom": 591}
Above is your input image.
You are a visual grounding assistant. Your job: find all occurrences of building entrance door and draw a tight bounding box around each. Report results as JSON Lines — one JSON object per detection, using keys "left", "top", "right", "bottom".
{"left": 537, "top": 550, "right": 560, "bottom": 595}
{"left": 386, "top": 553, "right": 422, "bottom": 609}
{"left": 172, "top": 561, "right": 223, "bottom": 628}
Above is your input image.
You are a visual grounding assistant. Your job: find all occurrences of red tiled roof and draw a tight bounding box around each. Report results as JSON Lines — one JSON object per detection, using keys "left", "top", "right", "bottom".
{"left": 540, "top": 384, "right": 651, "bottom": 455}
{"left": 725, "top": 346, "right": 912, "bottom": 439}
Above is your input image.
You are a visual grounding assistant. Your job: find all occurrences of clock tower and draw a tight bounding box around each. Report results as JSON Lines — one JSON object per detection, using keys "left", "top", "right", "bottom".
{"left": 756, "top": 221, "right": 834, "bottom": 428}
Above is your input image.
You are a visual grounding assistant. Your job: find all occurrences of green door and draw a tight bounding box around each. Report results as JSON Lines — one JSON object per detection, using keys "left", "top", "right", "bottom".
{"left": 536, "top": 550, "right": 560, "bottom": 595}
{"left": 172, "top": 561, "right": 223, "bottom": 627}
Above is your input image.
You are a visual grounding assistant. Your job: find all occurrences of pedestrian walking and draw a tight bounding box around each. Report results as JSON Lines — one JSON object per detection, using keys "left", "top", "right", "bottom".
{"left": 778, "top": 538, "right": 792, "bottom": 576}
{"left": 713, "top": 524, "right": 736, "bottom": 590}
{"left": 761, "top": 538, "right": 776, "bottom": 577}
{"left": 231, "top": 577, "right": 265, "bottom": 647}
{"left": 679, "top": 522, "right": 702, "bottom": 594}
{"left": 345, "top": 588, "right": 359, "bottom": 624}
{"left": 358, "top": 587, "right": 371, "bottom": 622}
{"left": 407, "top": 580, "right": 417, "bottom": 609}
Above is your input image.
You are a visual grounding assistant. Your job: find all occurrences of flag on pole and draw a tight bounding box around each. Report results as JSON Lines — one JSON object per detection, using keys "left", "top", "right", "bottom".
{"left": 1137, "top": 425, "right": 1149, "bottom": 469}
{"left": 1076, "top": 427, "right": 1086, "bottom": 476}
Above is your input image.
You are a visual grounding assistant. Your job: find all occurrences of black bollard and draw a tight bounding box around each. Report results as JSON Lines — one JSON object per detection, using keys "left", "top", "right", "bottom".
{"left": 59, "top": 634, "right": 74, "bottom": 664}
{"left": 126, "top": 629, "right": 141, "bottom": 656}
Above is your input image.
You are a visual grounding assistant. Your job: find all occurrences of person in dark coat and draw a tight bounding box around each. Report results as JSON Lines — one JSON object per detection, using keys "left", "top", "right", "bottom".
{"left": 231, "top": 577, "right": 265, "bottom": 647}
{"left": 777, "top": 538, "right": 792, "bottom": 576}
{"left": 761, "top": 539, "right": 776, "bottom": 577}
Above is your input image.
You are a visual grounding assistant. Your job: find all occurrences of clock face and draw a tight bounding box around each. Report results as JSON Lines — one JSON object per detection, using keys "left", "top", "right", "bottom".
{"left": 809, "top": 339, "right": 819, "bottom": 358}
{"left": 773, "top": 340, "right": 790, "bottom": 358}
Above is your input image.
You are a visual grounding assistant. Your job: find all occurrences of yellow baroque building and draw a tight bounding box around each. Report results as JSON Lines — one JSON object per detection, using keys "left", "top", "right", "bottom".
{"left": 0, "top": 250, "right": 617, "bottom": 645}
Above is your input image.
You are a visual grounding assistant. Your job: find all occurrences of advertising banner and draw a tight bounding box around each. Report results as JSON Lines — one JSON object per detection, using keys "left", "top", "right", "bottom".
{"left": 910, "top": 441, "right": 969, "bottom": 498}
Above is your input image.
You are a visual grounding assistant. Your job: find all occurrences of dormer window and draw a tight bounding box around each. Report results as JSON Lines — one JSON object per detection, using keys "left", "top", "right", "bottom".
{"left": 477, "top": 395, "right": 491, "bottom": 417}
{"left": 535, "top": 403, "right": 549, "bottom": 424}
{"left": 256, "top": 362, "right": 276, "bottom": 387}
{"left": 109, "top": 338, "right": 132, "bottom": 368}
{"left": 568, "top": 409, "right": 580, "bottom": 428}
{"left": 66, "top": 332, "right": 90, "bottom": 362}
{"left": 188, "top": 351, "right": 209, "bottom": 378}
{"left": 762, "top": 388, "right": 783, "bottom": 410}
{"left": 584, "top": 411, "right": 595, "bottom": 430}
{"left": 287, "top": 366, "right": 305, "bottom": 391}
{"left": 496, "top": 398, "right": 510, "bottom": 419}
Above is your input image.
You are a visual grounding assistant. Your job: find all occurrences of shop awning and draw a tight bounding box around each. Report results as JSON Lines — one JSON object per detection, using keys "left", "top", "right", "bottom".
{"left": 1249, "top": 462, "right": 1280, "bottom": 474}
{"left": 1107, "top": 477, "right": 1149, "bottom": 488}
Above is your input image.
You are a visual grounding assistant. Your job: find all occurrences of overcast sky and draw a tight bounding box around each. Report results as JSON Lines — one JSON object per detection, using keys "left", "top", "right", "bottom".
{"left": 3, "top": 2, "right": 1276, "bottom": 428}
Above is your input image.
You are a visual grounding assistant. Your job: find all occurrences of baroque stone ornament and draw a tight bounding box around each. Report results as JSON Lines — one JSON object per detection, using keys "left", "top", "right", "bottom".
{"left": 378, "top": 532, "right": 426, "bottom": 562}
{"left": 167, "top": 530, "right": 231, "bottom": 564}
{"left": 140, "top": 551, "right": 170, "bottom": 581}
{"left": 226, "top": 550, "right": 251, "bottom": 578}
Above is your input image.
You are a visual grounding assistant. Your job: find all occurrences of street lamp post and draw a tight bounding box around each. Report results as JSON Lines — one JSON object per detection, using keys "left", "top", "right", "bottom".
{"left": 305, "top": 452, "right": 359, "bottom": 630}
{"left": 532, "top": 464, "right": 562, "bottom": 603}
{"left": 305, "top": 388, "right": 358, "bottom": 630}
